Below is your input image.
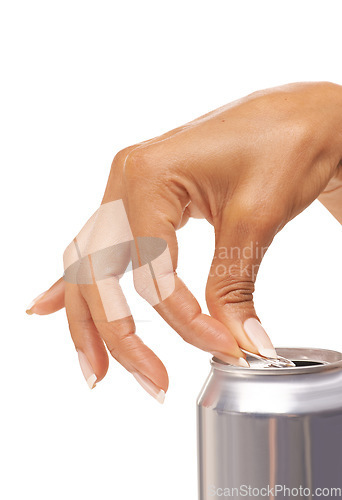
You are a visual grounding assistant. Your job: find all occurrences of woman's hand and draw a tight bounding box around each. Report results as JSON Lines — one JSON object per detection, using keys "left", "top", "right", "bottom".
{"left": 319, "top": 167, "right": 342, "bottom": 223}
{"left": 27, "top": 82, "right": 342, "bottom": 402}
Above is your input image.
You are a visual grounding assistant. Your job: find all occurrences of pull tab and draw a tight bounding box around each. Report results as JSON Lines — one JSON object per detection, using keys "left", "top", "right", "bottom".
{"left": 241, "top": 349, "right": 296, "bottom": 368}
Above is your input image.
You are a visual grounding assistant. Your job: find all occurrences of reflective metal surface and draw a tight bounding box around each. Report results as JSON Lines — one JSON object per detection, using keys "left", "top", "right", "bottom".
{"left": 197, "top": 348, "right": 342, "bottom": 499}
{"left": 241, "top": 348, "right": 296, "bottom": 368}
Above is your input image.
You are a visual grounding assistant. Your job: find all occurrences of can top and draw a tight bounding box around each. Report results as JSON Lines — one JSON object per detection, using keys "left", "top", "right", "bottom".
{"left": 211, "top": 347, "right": 342, "bottom": 376}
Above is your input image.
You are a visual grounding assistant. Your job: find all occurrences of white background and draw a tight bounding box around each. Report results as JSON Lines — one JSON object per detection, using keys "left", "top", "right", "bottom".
{"left": 1, "top": 1, "right": 341, "bottom": 499}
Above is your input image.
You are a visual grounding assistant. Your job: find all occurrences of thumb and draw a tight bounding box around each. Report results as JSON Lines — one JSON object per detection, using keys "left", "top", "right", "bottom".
{"left": 206, "top": 205, "right": 278, "bottom": 358}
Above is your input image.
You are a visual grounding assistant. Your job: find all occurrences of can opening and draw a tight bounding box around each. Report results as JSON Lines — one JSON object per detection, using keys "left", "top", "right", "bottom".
{"left": 292, "top": 360, "right": 325, "bottom": 367}
{"left": 212, "top": 348, "right": 342, "bottom": 373}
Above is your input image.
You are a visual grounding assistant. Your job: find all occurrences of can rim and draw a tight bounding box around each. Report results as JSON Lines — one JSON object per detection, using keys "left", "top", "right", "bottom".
{"left": 211, "top": 347, "right": 342, "bottom": 375}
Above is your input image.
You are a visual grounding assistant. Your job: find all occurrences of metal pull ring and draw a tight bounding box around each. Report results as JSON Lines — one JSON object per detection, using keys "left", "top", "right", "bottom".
{"left": 241, "top": 349, "right": 296, "bottom": 368}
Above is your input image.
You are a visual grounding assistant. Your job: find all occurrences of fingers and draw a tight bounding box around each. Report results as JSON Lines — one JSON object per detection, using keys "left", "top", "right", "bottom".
{"left": 155, "top": 275, "right": 247, "bottom": 366}
{"left": 26, "top": 277, "right": 65, "bottom": 315}
{"left": 61, "top": 199, "right": 168, "bottom": 400}
{"left": 65, "top": 282, "right": 109, "bottom": 387}
{"left": 318, "top": 164, "right": 342, "bottom": 224}
{"left": 66, "top": 276, "right": 169, "bottom": 401}
{"left": 124, "top": 179, "right": 247, "bottom": 366}
{"left": 70, "top": 202, "right": 169, "bottom": 399}
{"left": 206, "top": 199, "right": 278, "bottom": 358}
{"left": 79, "top": 277, "right": 169, "bottom": 401}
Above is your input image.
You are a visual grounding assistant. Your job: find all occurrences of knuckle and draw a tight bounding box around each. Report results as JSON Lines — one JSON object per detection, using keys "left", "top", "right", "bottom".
{"left": 112, "top": 146, "right": 136, "bottom": 166}
{"left": 108, "top": 330, "right": 136, "bottom": 359}
{"left": 133, "top": 272, "right": 147, "bottom": 297}
{"left": 133, "top": 270, "right": 158, "bottom": 305}
{"left": 288, "top": 121, "right": 316, "bottom": 162}
{"left": 116, "top": 330, "right": 136, "bottom": 350}
{"left": 123, "top": 150, "right": 151, "bottom": 193}
{"left": 110, "top": 145, "right": 139, "bottom": 176}
{"left": 123, "top": 145, "right": 166, "bottom": 189}
{"left": 207, "top": 275, "right": 255, "bottom": 306}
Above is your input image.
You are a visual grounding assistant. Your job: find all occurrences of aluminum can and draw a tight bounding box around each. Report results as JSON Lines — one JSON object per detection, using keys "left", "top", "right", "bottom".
{"left": 197, "top": 348, "right": 342, "bottom": 499}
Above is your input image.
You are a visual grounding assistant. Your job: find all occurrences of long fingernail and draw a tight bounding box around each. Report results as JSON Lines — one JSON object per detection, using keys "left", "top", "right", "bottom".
{"left": 243, "top": 318, "right": 277, "bottom": 358}
{"left": 26, "top": 292, "right": 46, "bottom": 315}
{"left": 132, "top": 372, "right": 165, "bottom": 404}
{"left": 77, "top": 350, "right": 97, "bottom": 389}
{"left": 212, "top": 352, "right": 250, "bottom": 368}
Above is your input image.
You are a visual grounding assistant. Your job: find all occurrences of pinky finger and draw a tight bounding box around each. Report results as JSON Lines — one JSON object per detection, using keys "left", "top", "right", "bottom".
{"left": 26, "top": 277, "right": 65, "bottom": 315}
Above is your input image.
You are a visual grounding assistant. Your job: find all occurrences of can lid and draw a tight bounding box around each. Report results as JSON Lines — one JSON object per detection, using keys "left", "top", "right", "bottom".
{"left": 212, "top": 347, "right": 342, "bottom": 375}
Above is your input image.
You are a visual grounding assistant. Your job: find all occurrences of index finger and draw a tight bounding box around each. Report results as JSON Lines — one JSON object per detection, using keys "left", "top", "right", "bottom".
{"left": 126, "top": 191, "right": 247, "bottom": 367}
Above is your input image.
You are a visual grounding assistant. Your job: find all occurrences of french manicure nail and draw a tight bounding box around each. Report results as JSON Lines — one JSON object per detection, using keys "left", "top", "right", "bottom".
{"left": 213, "top": 352, "right": 250, "bottom": 368}
{"left": 26, "top": 292, "right": 46, "bottom": 315}
{"left": 77, "top": 350, "right": 97, "bottom": 389}
{"left": 132, "top": 372, "right": 165, "bottom": 404}
{"left": 243, "top": 318, "right": 277, "bottom": 358}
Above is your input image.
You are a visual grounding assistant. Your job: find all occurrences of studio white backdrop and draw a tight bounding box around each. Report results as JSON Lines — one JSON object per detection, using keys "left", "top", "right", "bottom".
{"left": 1, "top": 1, "right": 341, "bottom": 499}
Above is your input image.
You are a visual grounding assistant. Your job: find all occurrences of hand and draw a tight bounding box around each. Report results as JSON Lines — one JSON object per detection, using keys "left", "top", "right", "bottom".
{"left": 319, "top": 167, "right": 342, "bottom": 223}
{"left": 26, "top": 82, "right": 342, "bottom": 402}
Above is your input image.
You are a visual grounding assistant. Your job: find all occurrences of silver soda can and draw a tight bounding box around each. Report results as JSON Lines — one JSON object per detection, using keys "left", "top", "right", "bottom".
{"left": 197, "top": 348, "right": 342, "bottom": 499}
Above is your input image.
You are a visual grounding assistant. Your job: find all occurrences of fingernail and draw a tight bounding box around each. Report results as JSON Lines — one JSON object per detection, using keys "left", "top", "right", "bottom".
{"left": 213, "top": 352, "right": 250, "bottom": 368}
{"left": 77, "top": 350, "right": 97, "bottom": 389}
{"left": 26, "top": 292, "right": 46, "bottom": 315}
{"left": 132, "top": 372, "right": 165, "bottom": 404}
{"left": 243, "top": 318, "right": 277, "bottom": 358}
